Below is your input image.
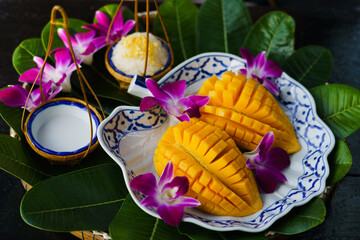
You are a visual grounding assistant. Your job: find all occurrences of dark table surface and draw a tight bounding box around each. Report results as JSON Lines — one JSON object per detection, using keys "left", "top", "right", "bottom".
{"left": 0, "top": 1, "right": 359, "bottom": 239}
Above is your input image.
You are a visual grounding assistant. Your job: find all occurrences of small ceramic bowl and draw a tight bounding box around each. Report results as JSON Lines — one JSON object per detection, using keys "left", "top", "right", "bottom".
{"left": 24, "top": 97, "right": 102, "bottom": 165}
{"left": 105, "top": 36, "right": 173, "bottom": 89}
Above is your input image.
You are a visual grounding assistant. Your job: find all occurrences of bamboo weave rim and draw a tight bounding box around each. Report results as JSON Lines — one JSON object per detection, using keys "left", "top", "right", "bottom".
{"left": 105, "top": 0, "right": 174, "bottom": 89}
{"left": 21, "top": 6, "right": 105, "bottom": 164}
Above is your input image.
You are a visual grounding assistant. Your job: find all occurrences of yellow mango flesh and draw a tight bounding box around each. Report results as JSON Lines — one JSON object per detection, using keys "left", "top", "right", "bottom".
{"left": 197, "top": 71, "right": 301, "bottom": 154}
{"left": 154, "top": 119, "right": 262, "bottom": 217}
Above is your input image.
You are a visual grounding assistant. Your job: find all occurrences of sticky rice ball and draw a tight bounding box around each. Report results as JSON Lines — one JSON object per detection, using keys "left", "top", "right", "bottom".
{"left": 111, "top": 32, "right": 169, "bottom": 76}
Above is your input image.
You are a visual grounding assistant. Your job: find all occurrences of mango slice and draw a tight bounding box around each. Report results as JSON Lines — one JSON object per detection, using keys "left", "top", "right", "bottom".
{"left": 197, "top": 71, "right": 301, "bottom": 154}
{"left": 154, "top": 119, "right": 262, "bottom": 217}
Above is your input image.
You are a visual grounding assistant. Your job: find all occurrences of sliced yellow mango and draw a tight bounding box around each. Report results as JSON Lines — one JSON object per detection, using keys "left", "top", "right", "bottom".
{"left": 154, "top": 119, "right": 262, "bottom": 217}
{"left": 197, "top": 71, "right": 301, "bottom": 154}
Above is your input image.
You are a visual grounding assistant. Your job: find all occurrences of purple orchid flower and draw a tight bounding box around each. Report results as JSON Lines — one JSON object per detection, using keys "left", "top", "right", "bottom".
{"left": 243, "top": 132, "right": 290, "bottom": 193}
{"left": 140, "top": 79, "right": 210, "bottom": 122}
{"left": 19, "top": 48, "right": 76, "bottom": 92}
{"left": 130, "top": 161, "right": 200, "bottom": 226}
{"left": 0, "top": 81, "right": 62, "bottom": 111}
{"left": 57, "top": 28, "right": 105, "bottom": 65}
{"left": 239, "top": 48, "right": 283, "bottom": 96}
{"left": 83, "top": 8, "right": 135, "bottom": 46}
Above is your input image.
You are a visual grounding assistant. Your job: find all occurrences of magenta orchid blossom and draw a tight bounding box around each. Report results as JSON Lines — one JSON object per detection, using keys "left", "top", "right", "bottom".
{"left": 140, "top": 79, "right": 210, "bottom": 122}
{"left": 58, "top": 28, "right": 105, "bottom": 65}
{"left": 0, "top": 81, "right": 62, "bottom": 112}
{"left": 239, "top": 48, "right": 283, "bottom": 96}
{"left": 19, "top": 49, "right": 76, "bottom": 92}
{"left": 130, "top": 161, "right": 200, "bottom": 226}
{"left": 83, "top": 8, "right": 135, "bottom": 46}
{"left": 243, "top": 132, "right": 290, "bottom": 193}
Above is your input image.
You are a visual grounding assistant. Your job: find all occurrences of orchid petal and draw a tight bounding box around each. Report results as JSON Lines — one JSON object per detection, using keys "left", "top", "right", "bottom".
{"left": 258, "top": 132, "right": 274, "bottom": 154}
{"left": 130, "top": 173, "right": 158, "bottom": 196}
{"left": 256, "top": 167, "right": 287, "bottom": 193}
{"left": 263, "top": 59, "right": 283, "bottom": 78}
{"left": 157, "top": 204, "right": 184, "bottom": 226}
{"left": 175, "top": 114, "right": 190, "bottom": 122}
{"left": 112, "top": 8, "right": 125, "bottom": 31}
{"left": 0, "top": 85, "right": 28, "bottom": 107}
{"left": 33, "top": 57, "right": 56, "bottom": 78}
{"left": 83, "top": 23, "right": 107, "bottom": 36}
{"left": 162, "top": 176, "right": 189, "bottom": 199}
{"left": 139, "top": 96, "right": 159, "bottom": 112}
{"left": 33, "top": 56, "right": 45, "bottom": 69}
{"left": 188, "top": 95, "right": 210, "bottom": 108}
{"left": 239, "top": 69, "right": 248, "bottom": 76}
{"left": 95, "top": 11, "right": 110, "bottom": 28}
{"left": 74, "top": 31, "right": 96, "bottom": 45}
{"left": 146, "top": 79, "right": 172, "bottom": 102}
{"left": 159, "top": 161, "right": 173, "bottom": 188}
{"left": 240, "top": 48, "right": 255, "bottom": 69}
{"left": 81, "top": 43, "right": 96, "bottom": 56}
{"left": 141, "top": 195, "right": 160, "bottom": 208}
{"left": 57, "top": 28, "right": 77, "bottom": 48}
{"left": 90, "top": 36, "right": 107, "bottom": 50}
{"left": 263, "top": 78, "right": 279, "bottom": 96}
{"left": 19, "top": 68, "right": 41, "bottom": 84}
{"left": 174, "top": 196, "right": 201, "bottom": 208}
{"left": 121, "top": 19, "right": 136, "bottom": 36}
{"left": 54, "top": 49, "right": 72, "bottom": 70}
{"left": 264, "top": 147, "right": 290, "bottom": 170}
{"left": 254, "top": 51, "right": 267, "bottom": 70}
{"left": 161, "top": 80, "right": 186, "bottom": 100}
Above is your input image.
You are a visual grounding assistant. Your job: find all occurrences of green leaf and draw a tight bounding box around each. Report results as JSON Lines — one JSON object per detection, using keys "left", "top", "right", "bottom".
{"left": 310, "top": 84, "right": 360, "bottom": 139}
{"left": 283, "top": 46, "right": 333, "bottom": 89}
{"left": 326, "top": 140, "right": 352, "bottom": 185}
{"left": 197, "top": 0, "right": 252, "bottom": 54}
{"left": 12, "top": 38, "right": 46, "bottom": 75}
{"left": 110, "top": 195, "right": 187, "bottom": 240}
{"left": 0, "top": 102, "right": 24, "bottom": 139}
{"left": 41, "top": 18, "right": 88, "bottom": 53}
{"left": 20, "top": 163, "right": 127, "bottom": 231}
{"left": 0, "top": 135, "right": 49, "bottom": 185}
{"left": 270, "top": 198, "right": 326, "bottom": 235}
{"left": 153, "top": 0, "right": 198, "bottom": 65}
{"left": 242, "top": 11, "right": 295, "bottom": 64}
{"left": 0, "top": 132, "right": 114, "bottom": 187}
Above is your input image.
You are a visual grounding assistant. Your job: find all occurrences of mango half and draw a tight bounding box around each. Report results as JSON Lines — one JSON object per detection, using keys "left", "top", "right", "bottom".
{"left": 197, "top": 71, "right": 301, "bottom": 154}
{"left": 154, "top": 119, "right": 262, "bottom": 217}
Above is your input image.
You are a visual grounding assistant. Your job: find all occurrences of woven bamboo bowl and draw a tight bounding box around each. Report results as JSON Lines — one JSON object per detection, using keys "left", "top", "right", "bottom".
{"left": 24, "top": 97, "right": 102, "bottom": 165}
{"left": 105, "top": 35, "right": 174, "bottom": 89}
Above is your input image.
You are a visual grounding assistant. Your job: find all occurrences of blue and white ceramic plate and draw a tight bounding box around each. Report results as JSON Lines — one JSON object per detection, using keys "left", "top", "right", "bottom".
{"left": 98, "top": 52, "right": 335, "bottom": 232}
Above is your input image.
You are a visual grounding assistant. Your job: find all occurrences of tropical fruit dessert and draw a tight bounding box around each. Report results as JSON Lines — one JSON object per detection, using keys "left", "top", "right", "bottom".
{"left": 154, "top": 119, "right": 262, "bottom": 217}
{"left": 197, "top": 71, "right": 301, "bottom": 154}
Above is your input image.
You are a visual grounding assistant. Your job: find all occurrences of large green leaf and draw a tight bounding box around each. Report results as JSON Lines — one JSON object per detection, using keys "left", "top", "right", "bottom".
{"left": 12, "top": 38, "right": 46, "bottom": 75}
{"left": 153, "top": 0, "right": 198, "bottom": 65}
{"left": 197, "top": 0, "right": 252, "bottom": 54}
{"left": 20, "top": 164, "right": 127, "bottom": 231}
{"left": 0, "top": 134, "right": 49, "bottom": 186}
{"left": 109, "top": 194, "right": 187, "bottom": 240}
{"left": 242, "top": 11, "right": 295, "bottom": 64}
{"left": 326, "top": 140, "right": 352, "bottom": 185}
{"left": 41, "top": 18, "right": 88, "bottom": 53}
{"left": 270, "top": 198, "right": 326, "bottom": 235}
{"left": 179, "top": 222, "right": 266, "bottom": 240}
{"left": 0, "top": 132, "right": 114, "bottom": 186}
{"left": 283, "top": 46, "right": 333, "bottom": 89}
{"left": 310, "top": 84, "right": 360, "bottom": 139}
{"left": 0, "top": 102, "right": 23, "bottom": 139}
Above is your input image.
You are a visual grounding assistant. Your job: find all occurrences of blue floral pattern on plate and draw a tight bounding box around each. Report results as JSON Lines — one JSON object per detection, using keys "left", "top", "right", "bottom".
{"left": 98, "top": 52, "right": 335, "bottom": 232}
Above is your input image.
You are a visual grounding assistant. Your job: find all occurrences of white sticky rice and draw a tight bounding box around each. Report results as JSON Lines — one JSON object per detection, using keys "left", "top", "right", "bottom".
{"left": 111, "top": 32, "right": 169, "bottom": 76}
